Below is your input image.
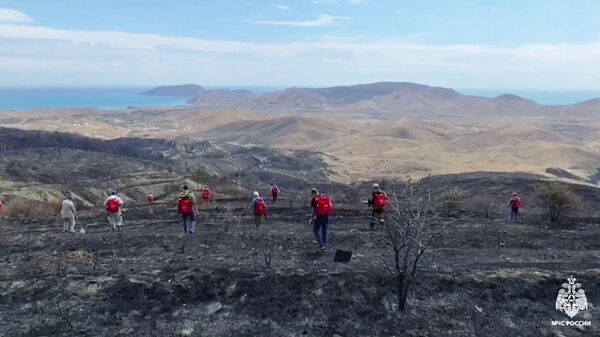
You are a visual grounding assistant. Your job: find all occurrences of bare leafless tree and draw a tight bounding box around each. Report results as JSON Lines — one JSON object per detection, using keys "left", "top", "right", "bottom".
{"left": 263, "top": 249, "right": 273, "bottom": 269}
{"left": 56, "top": 300, "right": 74, "bottom": 330}
{"left": 167, "top": 237, "right": 186, "bottom": 267}
{"left": 260, "top": 233, "right": 275, "bottom": 271}
{"left": 378, "top": 179, "right": 446, "bottom": 311}
{"left": 216, "top": 203, "right": 244, "bottom": 234}
{"left": 55, "top": 253, "right": 66, "bottom": 277}
{"left": 91, "top": 250, "right": 99, "bottom": 275}
{"left": 473, "top": 194, "right": 495, "bottom": 218}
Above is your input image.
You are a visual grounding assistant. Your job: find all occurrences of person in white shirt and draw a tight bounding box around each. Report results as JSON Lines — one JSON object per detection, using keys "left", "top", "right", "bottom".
{"left": 61, "top": 194, "right": 77, "bottom": 233}
{"left": 104, "top": 190, "right": 124, "bottom": 231}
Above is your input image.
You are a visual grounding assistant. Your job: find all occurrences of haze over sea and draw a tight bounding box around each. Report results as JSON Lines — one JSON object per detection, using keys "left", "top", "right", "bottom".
{"left": 0, "top": 87, "right": 285, "bottom": 111}
{"left": 1, "top": 87, "right": 600, "bottom": 111}
{"left": 0, "top": 88, "right": 187, "bottom": 111}
{"left": 459, "top": 89, "right": 600, "bottom": 106}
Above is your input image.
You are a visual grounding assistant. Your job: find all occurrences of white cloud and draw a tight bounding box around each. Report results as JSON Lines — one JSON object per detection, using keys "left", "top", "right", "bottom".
{"left": 0, "top": 24, "right": 264, "bottom": 53}
{"left": 1, "top": 20, "right": 600, "bottom": 88}
{"left": 249, "top": 14, "right": 350, "bottom": 27}
{"left": 0, "top": 8, "right": 34, "bottom": 23}
{"left": 273, "top": 4, "right": 292, "bottom": 11}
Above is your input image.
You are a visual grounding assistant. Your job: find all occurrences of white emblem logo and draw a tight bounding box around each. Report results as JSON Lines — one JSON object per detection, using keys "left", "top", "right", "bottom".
{"left": 555, "top": 275, "right": 588, "bottom": 319}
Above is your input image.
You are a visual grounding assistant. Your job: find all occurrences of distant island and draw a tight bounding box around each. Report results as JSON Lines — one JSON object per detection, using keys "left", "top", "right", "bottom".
{"left": 142, "top": 84, "right": 256, "bottom": 106}
{"left": 141, "top": 84, "right": 206, "bottom": 97}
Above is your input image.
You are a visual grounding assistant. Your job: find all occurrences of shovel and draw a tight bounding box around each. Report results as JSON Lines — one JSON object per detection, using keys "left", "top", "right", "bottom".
{"left": 75, "top": 215, "right": 86, "bottom": 234}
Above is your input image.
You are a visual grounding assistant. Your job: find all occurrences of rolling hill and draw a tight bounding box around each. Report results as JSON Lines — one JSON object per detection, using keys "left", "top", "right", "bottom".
{"left": 3, "top": 81, "right": 600, "bottom": 184}
{"left": 142, "top": 82, "right": 600, "bottom": 118}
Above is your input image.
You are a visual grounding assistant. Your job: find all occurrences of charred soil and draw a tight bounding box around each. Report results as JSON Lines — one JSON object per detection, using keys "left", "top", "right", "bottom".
{"left": 1, "top": 202, "right": 599, "bottom": 337}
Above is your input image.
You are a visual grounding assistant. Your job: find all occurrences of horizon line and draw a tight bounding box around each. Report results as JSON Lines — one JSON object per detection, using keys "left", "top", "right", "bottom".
{"left": 2, "top": 83, "right": 600, "bottom": 92}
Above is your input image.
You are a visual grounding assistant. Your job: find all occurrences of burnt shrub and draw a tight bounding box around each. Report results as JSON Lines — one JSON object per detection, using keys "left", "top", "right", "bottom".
{"left": 4, "top": 197, "right": 62, "bottom": 218}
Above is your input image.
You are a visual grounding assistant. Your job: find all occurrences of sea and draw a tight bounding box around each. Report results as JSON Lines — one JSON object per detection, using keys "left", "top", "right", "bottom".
{"left": 0, "top": 87, "right": 599, "bottom": 111}
{"left": 457, "top": 89, "right": 600, "bottom": 106}
{"left": 0, "top": 88, "right": 189, "bottom": 111}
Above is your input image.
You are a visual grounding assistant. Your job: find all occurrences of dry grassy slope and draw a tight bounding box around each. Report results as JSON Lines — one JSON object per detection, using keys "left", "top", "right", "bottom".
{"left": 207, "top": 115, "right": 360, "bottom": 149}
{"left": 201, "top": 114, "right": 600, "bottom": 183}
{"left": 0, "top": 109, "right": 131, "bottom": 139}
{"left": 2, "top": 109, "right": 600, "bottom": 184}
{"left": 161, "top": 110, "right": 262, "bottom": 131}
{"left": 248, "top": 88, "right": 330, "bottom": 110}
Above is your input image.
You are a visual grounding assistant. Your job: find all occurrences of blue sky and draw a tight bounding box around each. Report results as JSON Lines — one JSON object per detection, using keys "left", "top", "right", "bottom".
{"left": 1, "top": 0, "right": 600, "bottom": 88}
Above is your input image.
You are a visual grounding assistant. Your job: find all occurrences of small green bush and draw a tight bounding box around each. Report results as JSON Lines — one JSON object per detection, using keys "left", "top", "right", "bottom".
{"left": 440, "top": 187, "right": 467, "bottom": 214}
{"left": 535, "top": 182, "right": 580, "bottom": 223}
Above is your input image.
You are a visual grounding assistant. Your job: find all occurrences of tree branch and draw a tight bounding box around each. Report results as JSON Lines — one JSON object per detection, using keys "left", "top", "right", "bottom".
{"left": 377, "top": 255, "right": 395, "bottom": 275}
{"left": 167, "top": 252, "right": 179, "bottom": 267}
{"left": 56, "top": 300, "right": 74, "bottom": 330}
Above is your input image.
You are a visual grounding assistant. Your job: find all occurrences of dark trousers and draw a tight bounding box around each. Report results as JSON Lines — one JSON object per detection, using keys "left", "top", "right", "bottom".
{"left": 181, "top": 213, "right": 196, "bottom": 233}
{"left": 272, "top": 193, "right": 278, "bottom": 203}
{"left": 510, "top": 208, "right": 519, "bottom": 222}
{"left": 313, "top": 216, "right": 329, "bottom": 249}
{"left": 255, "top": 213, "right": 267, "bottom": 227}
{"left": 370, "top": 209, "right": 385, "bottom": 228}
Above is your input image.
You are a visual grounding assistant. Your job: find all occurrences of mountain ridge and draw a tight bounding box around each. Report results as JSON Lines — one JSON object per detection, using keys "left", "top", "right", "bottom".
{"left": 143, "top": 82, "right": 600, "bottom": 118}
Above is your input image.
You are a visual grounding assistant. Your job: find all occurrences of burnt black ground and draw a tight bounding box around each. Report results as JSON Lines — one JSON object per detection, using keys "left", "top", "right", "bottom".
{"left": 1, "top": 201, "right": 599, "bottom": 337}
